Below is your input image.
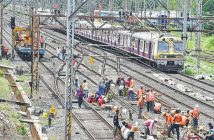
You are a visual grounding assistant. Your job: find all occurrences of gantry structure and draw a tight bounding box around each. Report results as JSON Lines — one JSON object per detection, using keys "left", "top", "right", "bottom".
{"left": 0, "top": 0, "right": 213, "bottom": 139}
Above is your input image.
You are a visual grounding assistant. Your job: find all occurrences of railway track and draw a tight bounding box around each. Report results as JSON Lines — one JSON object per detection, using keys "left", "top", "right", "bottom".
{"left": 42, "top": 29, "right": 214, "bottom": 122}
{"left": 2, "top": 26, "right": 115, "bottom": 140}
{"left": 4, "top": 13, "right": 214, "bottom": 122}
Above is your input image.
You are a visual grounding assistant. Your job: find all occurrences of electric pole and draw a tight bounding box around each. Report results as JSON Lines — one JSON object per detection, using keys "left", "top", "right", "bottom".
{"left": 196, "top": 0, "right": 202, "bottom": 75}
{"left": 65, "top": 0, "right": 75, "bottom": 139}
{"left": 11, "top": 0, "right": 15, "bottom": 60}
{"left": 0, "top": 1, "right": 3, "bottom": 59}
{"left": 182, "top": 0, "right": 188, "bottom": 51}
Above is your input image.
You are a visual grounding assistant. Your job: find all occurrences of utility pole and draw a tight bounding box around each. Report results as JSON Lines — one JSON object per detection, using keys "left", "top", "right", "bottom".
{"left": 143, "top": 0, "right": 146, "bottom": 16}
{"left": 65, "top": 0, "right": 75, "bottom": 139}
{"left": 196, "top": 0, "right": 202, "bottom": 75}
{"left": 11, "top": 0, "right": 15, "bottom": 60}
{"left": 31, "top": 8, "right": 40, "bottom": 98}
{"left": 182, "top": 0, "right": 188, "bottom": 51}
{"left": 0, "top": 1, "right": 3, "bottom": 59}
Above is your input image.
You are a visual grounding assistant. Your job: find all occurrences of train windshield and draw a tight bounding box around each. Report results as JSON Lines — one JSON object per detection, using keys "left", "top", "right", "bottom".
{"left": 158, "top": 42, "right": 169, "bottom": 52}
{"left": 174, "top": 42, "right": 184, "bottom": 52}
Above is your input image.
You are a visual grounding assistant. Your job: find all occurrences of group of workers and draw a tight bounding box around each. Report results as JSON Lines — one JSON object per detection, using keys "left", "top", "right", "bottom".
{"left": 74, "top": 75, "right": 211, "bottom": 139}
{"left": 116, "top": 76, "right": 161, "bottom": 117}
{"left": 113, "top": 107, "right": 159, "bottom": 140}
{"left": 75, "top": 77, "right": 115, "bottom": 108}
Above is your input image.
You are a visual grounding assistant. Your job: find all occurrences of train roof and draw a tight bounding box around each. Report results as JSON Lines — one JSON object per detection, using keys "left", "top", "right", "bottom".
{"left": 78, "top": 21, "right": 179, "bottom": 41}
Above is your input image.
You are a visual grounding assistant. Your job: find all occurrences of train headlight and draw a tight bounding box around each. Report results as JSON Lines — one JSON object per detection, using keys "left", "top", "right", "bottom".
{"left": 178, "top": 61, "right": 183, "bottom": 65}
{"left": 160, "top": 61, "right": 167, "bottom": 65}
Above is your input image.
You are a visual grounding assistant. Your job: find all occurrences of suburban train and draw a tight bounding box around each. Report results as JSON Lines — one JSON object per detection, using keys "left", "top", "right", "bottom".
{"left": 75, "top": 21, "right": 184, "bottom": 71}
{"left": 13, "top": 27, "right": 45, "bottom": 60}
{"left": 93, "top": 10, "right": 169, "bottom": 27}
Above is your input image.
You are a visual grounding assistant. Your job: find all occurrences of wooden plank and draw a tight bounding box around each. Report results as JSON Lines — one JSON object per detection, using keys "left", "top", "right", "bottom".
{"left": 19, "top": 119, "right": 39, "bottom": 124}
{"left": 17, "top": 111, "right": 28, "bottom": 117}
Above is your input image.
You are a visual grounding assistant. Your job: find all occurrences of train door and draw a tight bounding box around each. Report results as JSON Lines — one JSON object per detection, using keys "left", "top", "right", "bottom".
{"left": 137, "top": 39, "right": 140, "bottom": 55}
{"left": 127, "top": 36, "right": 131, "bottom": 52}
{"left": 148, "top": 41, "right": 152, "bottom": 59}
{"left": 143, "top": 41, "right": 146, "bottom": 57}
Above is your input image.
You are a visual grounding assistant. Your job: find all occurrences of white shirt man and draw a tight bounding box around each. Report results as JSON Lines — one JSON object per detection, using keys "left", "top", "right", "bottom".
{"left": 123, "top": 128, "right": 131, "bottom": 139}
{"left": 56, "top": 47, "right": 61, "bottom": 58}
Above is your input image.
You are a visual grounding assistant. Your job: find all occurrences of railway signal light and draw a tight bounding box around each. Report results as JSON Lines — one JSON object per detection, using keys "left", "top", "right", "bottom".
{"left": 11, "top": 17, "right": 15, "bottom": 29}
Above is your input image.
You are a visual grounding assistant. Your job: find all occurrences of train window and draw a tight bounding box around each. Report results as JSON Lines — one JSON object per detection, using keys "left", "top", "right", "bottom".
{"left": 174, "top": 42, "right": 184, "bottom": 52}
{"left": 120, "top": 35, "right": 123, "bottom": 45}
{"left": 158, "top": 41, "right": 169, "bottom": 52}
{"left": 140, "top": 40, "right": 144, "bottom": 50}
{"left": 144, "top": 41, "right": 150, "bottom": 53}
{"left": 135, "top": 39, "right": 138, "bottom": 49}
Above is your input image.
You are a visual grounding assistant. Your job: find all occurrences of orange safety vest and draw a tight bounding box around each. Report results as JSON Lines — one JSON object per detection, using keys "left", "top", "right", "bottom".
{"left": 130, "top": 79, "right": 134, "bottom": 88}
{"left": 149, "top": 92, "right": 155, "bottom": 101}
{"left": 137, "top": 97, "right": 144, "bottom": 107}
{"left": 180, "top": 116, "right": 188, "bottom": 126}
{"left": 192, "top": 108, "right": 200, "bottom": 119}
{"left": 173, "top": 114, "right": 182, "bottom": 124}
{"left": 137, "top": 88, "right": 144, "bottom": 97}
{"left": 154, "top": 103, "right": 161, "bottom": 112}
{"left": 165, "top": 113, "right": 173, "bottom": 124}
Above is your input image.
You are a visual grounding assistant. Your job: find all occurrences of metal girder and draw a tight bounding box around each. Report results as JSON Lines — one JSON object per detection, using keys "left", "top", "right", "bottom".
{"left": 65, "top": 0, "right": 75, "bottom": 139}
{"left": 77, "top": 15, "right": 214, "bottom": 21}
{"left": 76, "top": 27, "right": 214, "bottom": 32}
{"left": 65, "top": 0, "right": 88, "bottom": 139}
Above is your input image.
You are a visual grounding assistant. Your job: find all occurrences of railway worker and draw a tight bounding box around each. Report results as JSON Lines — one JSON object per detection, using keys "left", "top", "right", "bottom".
{"left": 123, "top": 125, "right": 131, "bottom": 140}
{"left": 137, "top": 85, "right": 144, "bottom": 98}
{"left": 40, "top": 36, "right": 45, "bottom": 48}
{"left": 121, "top": 121, "right": 128, "bottom": 135}
{"left": 104, "top": 79, "right": 113, "bottom": 95}
{"left": 113, "top": 109, "right": 120, "bottom": 138}
{"left": 116, "top": 77, "right": 125, "bottom": 96}
{"left": 192, "top": 104, "right": 200, "bottom": 130}
{"left": 87, "top": 93, "right": 96, "bottom": 103}
{"left": 162, "top": 112, "right": 173, "bottom": 125}
{"left": 3, "top": 46, "right": 8, "bottom": 59}
{"left": 56, "top": 47, "right": 61, "bottom": 58}
{"left": 76, "top": 85, "right": 84, "bottom": 108}
{"left": 137, "top": 96, "right": 144, "bottom": 119}
{"left": 127, "top": 127, "right": 137, "bottom": 140}
{"left": 162, "top": 112, "right": 174, "bottom": 134}
{"left": 98, "top": 78, "right": 105, "bottom": 96}
{"left": 128, "top": 77, "right": 135, "bottom": 100}
{"left": 205, "top": 123, "right": 214, "bottom": 140}
{"left": 62, "top": 47, "right": 66, "bottom": 60}
{"left": 74, "top": 77, "right": 79, "bottom": 89}
{"left": 168, "top": 109, "right": 182, "bottom": 140}
{"left": 149, "top": 89, "right": 155, "bottom": 113}
{"left": 145, "top": 89, "right": 151, "bottom": 112}
{"left": 144, "top": 118, "right": 158, "bottom": 138}
{"left": 98, "top": 96, "right": 105, "bottom": 106}
{"left": 154, "top": 102, "right": 161, "bottom": 114}
{"left": 180, "top": 114, "right": 189, "bottom": 127}
{"left": 1, "top": 45, "right": 4, "bottom": 58}
{"left": 82, "top": 79, "right": 89, "bottom": 98}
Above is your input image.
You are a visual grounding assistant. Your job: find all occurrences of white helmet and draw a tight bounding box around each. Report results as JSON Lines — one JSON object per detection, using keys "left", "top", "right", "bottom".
{"left": 195, "top": 104, "right": 199, "bottom": 108}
